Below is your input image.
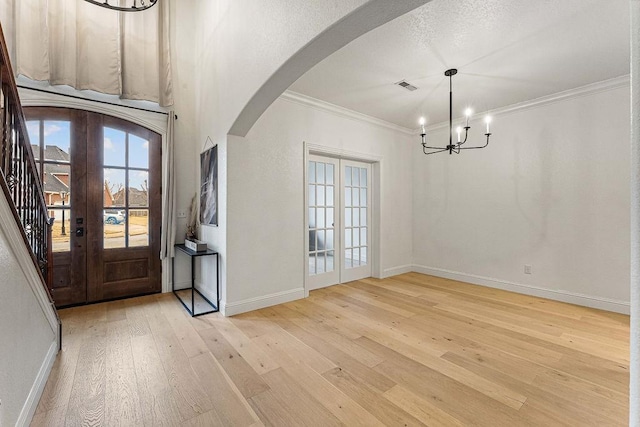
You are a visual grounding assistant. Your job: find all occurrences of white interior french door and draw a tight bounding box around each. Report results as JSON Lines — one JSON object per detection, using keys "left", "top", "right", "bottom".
{"left": 340, "top": 159, "right": 372, "bottom": 283}
{"left": 306, "top": 155, "right": 371, "bottom": 290}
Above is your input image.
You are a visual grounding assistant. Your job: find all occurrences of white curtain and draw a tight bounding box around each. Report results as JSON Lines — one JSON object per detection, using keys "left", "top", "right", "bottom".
{"left": 160, "top": 111, "right": 176, "bottom": 260}
{"left": 8, "top": 0, "right": 173, "bottom": 106}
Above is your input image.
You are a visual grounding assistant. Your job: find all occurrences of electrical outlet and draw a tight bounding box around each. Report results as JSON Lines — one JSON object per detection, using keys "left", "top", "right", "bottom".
{"left": 524, "top": 264, "right": 532, "bottom": 274}
{"left": 177, "top": 210, "right": 187, "bottom": 218}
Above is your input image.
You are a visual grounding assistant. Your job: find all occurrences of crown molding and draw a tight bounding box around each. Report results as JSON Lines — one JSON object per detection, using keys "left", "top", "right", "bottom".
{"left": 424, "top": 74, "right": 630, "bottom": 132}
{"left": 280, "top": 90, "right": 414, "bottom": 135}
{"left": 281, "top": 75, "right": 629, "bottom": 137}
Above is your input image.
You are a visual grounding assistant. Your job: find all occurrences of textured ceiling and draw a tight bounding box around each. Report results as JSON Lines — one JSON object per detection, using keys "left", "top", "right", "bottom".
{"left": 289, "top": 0, "right": 630, "bottom": 129}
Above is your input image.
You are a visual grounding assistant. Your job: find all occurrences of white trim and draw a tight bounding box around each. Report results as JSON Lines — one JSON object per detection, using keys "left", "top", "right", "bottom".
{"left": 18, "top": 87, "right": 168, "bottom": 135}
{"left": 0, "top": 192, "right": 59, "bottom": 336}
{"left": 16, "top": 341, "right": 57, "bottom": 427}
{"left": 412, "top": 265, "right": 630, "bottom": 314}
{"left": 423, "top": 74, "right": 631, "bottom": 133}
{"left": 307, "top": 143, "right": 383, "bottom": 163}
{"left": 382, "top": 264, "right": 413, "bottom": 278}
{"left": 281, "top": 91, "right": 414, "bottom": 135}
{"left": 221, "top": 288, "right": 305, "bottom": 316}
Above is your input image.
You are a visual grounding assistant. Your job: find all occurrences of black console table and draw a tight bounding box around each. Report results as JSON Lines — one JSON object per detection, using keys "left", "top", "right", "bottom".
{"left": 172, "top": 243, "right": 219, "bottom": 316}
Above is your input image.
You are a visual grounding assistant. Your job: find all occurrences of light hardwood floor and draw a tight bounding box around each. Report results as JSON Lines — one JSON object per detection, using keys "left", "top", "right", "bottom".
{"left": 31, "top": 273, "right": 630, "bottom": 426}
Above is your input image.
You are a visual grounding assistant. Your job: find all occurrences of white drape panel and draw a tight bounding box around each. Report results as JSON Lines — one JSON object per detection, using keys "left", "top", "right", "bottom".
{"left": 160, "top": 111, "right": 176, "bottom": 260}
{"left": 11, "top": 0, "right": 173, "bottom": 106}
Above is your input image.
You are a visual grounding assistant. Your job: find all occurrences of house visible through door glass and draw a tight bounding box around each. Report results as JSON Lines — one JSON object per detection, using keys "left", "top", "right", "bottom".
{"left": 103, "top": 127, "right": 150, "bottom": 249}
{"left": 27, "top": 120, "right": 72, "bottom": 253}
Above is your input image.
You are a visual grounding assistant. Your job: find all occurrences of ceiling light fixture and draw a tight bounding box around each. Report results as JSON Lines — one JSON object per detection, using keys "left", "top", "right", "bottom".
{"left": 83, "top": 0, "right": 158, "bottom": 12}
{"left": 420, "top": 69, "right": 492, "bottom": 155}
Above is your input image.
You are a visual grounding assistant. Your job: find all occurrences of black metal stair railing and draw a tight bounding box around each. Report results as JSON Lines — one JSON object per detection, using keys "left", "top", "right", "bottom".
{"left": 0, "top": 24, "right": 55, "bottom": 301}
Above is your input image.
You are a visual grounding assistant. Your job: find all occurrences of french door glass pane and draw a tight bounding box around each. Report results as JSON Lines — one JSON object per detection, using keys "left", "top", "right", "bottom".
{"left": 50, "top": 208, "right": 70, "bottom": 252}
{"left": 308, "top": 159, "right": 336, "bottom": 276}
{"left": 309, "top": 253, "right": 316, "bottom": 275}
{"left": 104, "top": 214, "right": 127, "bottom": 249}
{"left": 128, "top": 170, "right": 149, "bottom": 207}
{"left": 327, "top": 186, "right": 334, "bottom": 206}
{"left": 317, "top": 207, "right": 325, "bottom": 228}
{"left": 344, "top": 165, "right": 368, "bottom": 270}
{"left": 129, "top": 209, "right": 149, "bottom": 247}
{"left": 105, "top": 168, "right": 126, "bottom": 207}
{"left": 129, "top": 134, "right": 150, "bottom": 169}
{"left": 309, "top": 208, "right": 316, "bottom": 229}
{"left": 327, "top": 251, "right": 335, "bottom": 272}
{"left": 309, "top": 185, "right": 316, "bottom": 205}
{"left": 44, "top": 163, "right": 71, "bottom": 208}
{"left": 309, "top": 230, "right": 317, "bottom": 251}
{"left": 317, "top": 253, "right": 325, "bottom": 273}
{"left": 318, "top": 230, "right": 325, "bottom": 251}
{"left": 309, "top": 161, "right": 316, "bottom": 183}
{"left": 104, "top": 127, "right": 126, "bottom": 167}
{"left": 317, "top": 163, "right": 325, "bottom": 184}
{"left": 317, "top": 185, "right": 325, "bottom": 205}
{"left": 43, "top": 121, "right": 71, "bottom": 162}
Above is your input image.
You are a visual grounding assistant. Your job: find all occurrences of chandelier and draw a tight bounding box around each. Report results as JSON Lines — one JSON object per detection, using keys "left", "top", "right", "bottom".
{"left": 420, "top": 69, "right": 492, "bottom": 155}
{"left": 83, "top": 0, "right": 158, "bottom": 12}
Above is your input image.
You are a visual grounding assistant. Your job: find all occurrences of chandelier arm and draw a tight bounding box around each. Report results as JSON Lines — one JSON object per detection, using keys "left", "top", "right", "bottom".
{"left": 423, "top": 146, "right": 449, "bottom": 155}
{"left": 422, "top": 134, "right": 448, "bottom": 151}
{"left": 457, "top": 134, "right": 491, "bottom": 150}
{"left": 458, "top": 126, "right": 471, "bottom": 146}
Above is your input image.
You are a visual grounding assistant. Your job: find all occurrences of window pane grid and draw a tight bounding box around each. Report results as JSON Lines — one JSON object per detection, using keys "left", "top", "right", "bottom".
{"left": 308, "top": 160, "right": 336, "bottom": 276}
{"left": 103, "top": 128, "right": 150, "bottom": 249}
{"left": 344, "top": 166, "right": 368, "bottom": 270}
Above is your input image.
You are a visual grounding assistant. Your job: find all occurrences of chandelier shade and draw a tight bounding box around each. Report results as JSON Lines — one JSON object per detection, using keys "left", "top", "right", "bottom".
{"left": 420, "top": 69, "right": 492, "bottom": 155}
{"left": 83, "top": 0, "right": 158, "bottom": 12}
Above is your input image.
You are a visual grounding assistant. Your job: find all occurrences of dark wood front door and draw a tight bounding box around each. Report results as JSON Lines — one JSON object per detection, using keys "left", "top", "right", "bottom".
{"left": 26, "top": 107, "right": 162, "bottom": 307}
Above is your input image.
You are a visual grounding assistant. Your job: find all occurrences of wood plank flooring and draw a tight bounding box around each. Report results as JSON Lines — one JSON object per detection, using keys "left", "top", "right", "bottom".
{"left": 31, "top": 272, "right": 630, "bottom": 426}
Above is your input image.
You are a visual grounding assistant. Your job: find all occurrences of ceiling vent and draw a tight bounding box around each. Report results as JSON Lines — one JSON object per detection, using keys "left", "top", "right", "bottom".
{"left": 395, "top": 80, "right": 418, "bottom": 91}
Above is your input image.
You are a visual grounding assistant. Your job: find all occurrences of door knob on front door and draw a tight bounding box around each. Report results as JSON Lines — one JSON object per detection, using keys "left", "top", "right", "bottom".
{"left": 75, "top": 227, "right": 84, "bottom": 237}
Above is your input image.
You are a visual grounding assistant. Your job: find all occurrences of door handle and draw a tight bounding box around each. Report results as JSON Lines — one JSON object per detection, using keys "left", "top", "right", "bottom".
{"left": 76, "top": 227, "right": 84, "bottom": 237}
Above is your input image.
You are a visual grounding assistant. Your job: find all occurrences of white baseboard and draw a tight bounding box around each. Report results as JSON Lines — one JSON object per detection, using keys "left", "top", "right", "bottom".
{"left": 412, "top": 265, "right": 630, "bottom": 315}
{"left": 382, "top": 264, "right": 414, "bottom": 279}
{"left": 222, "top": 287, "right": 305, "bottom": 316}
{"left": 16, "top": 340, "right": 57, "bottom": 427}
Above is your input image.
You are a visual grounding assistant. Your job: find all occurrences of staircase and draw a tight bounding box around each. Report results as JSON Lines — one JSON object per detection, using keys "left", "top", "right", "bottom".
{"left": 0, "top": 26, "right": 60, "bottom": 341}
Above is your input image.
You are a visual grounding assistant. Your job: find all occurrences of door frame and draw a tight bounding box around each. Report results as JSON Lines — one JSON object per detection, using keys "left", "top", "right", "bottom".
{"left": 303, "top": 142, "right": 382, "bottom": 296}
{"left": 19, "top": 89, "right": 173, "bottom": 292}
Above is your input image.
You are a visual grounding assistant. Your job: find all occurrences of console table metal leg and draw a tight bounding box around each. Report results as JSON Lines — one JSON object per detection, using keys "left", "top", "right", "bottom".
{"left": 191, "top": 255, "right": 196, "bottom": 314}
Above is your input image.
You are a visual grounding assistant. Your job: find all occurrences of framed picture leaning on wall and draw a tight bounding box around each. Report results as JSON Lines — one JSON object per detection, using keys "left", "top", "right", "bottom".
{"left": 200, "top": 144, "right": 218, "bottom": 226}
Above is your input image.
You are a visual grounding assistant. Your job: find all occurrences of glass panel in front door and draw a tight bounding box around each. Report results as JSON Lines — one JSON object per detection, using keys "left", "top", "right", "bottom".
{"left": 308, "top": 160, "right": 336, "bottom": 275}
{"left": 344, "top": 165, "right": 368, "bottom": 269}
{"left": 27, "top": 119, "right": 72, "bottom": 253}
{"left": 103, "top": 127, "right": 151, "bottom": 249}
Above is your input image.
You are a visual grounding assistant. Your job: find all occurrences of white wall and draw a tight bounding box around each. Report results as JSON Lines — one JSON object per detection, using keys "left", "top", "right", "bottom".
{"left": 192, "top": 0, "right": 371, "bottom": 308}
{"left": 193, "top": 0, "right": 368, "bottom": 145}
{"left": 0, "top": 199, "right": 57, "bottom": 426}
{"left": 222, "top": 95, "right": 414, "bottom": 314}
{"left": 413, "top": 81, "right": 631, "bottom": 313}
